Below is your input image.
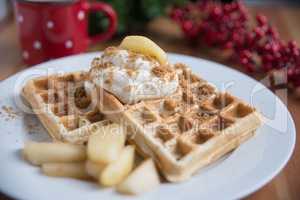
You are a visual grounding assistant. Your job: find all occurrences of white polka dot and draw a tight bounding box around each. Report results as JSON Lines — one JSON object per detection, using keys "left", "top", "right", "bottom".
{"left": 77, "top": 11, "right": 85, "bottom": 20}
{"left": 17, "top": 15, "right": 23, "bottom": 23}
{"left": 33, "top": 41, "right": 42, "bottom": 50}
{"left": 65, "top": 40, "right": 73, "bottom": 49}
{"left": 47, "top": 21, "right": 54, "bottom": 29}
{"left": 22, "top": 51, "right": 29, "bottom": 59}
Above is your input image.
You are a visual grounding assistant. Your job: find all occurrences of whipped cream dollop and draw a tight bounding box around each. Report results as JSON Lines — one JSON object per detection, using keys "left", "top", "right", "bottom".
{"left": 89, "top": 47, "right": 179, "bottom": 104}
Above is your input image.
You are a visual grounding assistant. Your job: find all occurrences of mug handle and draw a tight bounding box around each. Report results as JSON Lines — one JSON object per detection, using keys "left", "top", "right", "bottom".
{"left": 85, "top": 2, "right": 117, "bottom": 44}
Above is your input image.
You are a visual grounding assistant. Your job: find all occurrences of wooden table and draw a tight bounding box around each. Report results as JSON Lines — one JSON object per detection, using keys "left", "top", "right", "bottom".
{"left": 0, "top": 5, "right": 299, "bottom": 200}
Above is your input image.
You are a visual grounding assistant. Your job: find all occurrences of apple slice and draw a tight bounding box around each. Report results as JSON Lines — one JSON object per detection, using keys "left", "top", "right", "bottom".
{"left": 116, "top": 159, "right": 160, "bottom": 195}
{"left": 100, "top": 145, "right": 135, "bottom": 187}
{"left": 41, "top": 162, "right": 90, "bottom": 180}
{"left": 85, "top": 160, "right": 106, "bottom": 180}
{"left": 119, "top": 35, "right": 167, "bottom": 65}
{"left": 87, "top": 123, "right": 126, "bottom": 164}
{"left": 23, "top": 141, "right": 86, "bottom": 166}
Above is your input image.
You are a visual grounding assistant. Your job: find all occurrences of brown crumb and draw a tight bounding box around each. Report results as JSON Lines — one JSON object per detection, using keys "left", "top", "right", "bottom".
{"left": 197, "top": 111, "right": 215, "bottom": 120}
{"left": 1, "top": 105, "right": 21, "bottom": 121}
{"left": 91, "top": 58, "right": 113, "bottom": 69}
{"left": 157, "top": 126, "right": 174, "bottom": 141}
{"left": 198, "top": 84, "right": 215, "bottom": 96}
{"left": 126, "top": 68, "right": 136, "bottom": 77}
{"left": 152, "top": 66, "right": 168, "bottom": 77}
{"left": 164, "top": 99, "right": 177, "bottom": 111}
{"left": 174, "top": 63, "right": 188, "bottom": 70}
{"left": 152, "top": 65, "right": 175, "bottom": 80}
{"left": 91, "top": 57, "right": 101, "bottom": 68}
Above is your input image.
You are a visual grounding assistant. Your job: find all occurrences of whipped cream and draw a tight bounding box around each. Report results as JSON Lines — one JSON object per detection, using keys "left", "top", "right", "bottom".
{"left": 89, "top": 47, "right": 179, "bottom": 104}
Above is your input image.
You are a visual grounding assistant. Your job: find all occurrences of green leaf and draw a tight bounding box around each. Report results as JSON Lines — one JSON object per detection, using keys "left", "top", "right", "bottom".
{"left": 89, "top": 0, "right": 189, "bottom": 35}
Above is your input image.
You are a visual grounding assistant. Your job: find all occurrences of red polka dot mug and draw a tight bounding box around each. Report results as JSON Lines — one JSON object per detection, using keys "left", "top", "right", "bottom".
{"left": 13, "top": 0, "right": 117, "bottom": 65}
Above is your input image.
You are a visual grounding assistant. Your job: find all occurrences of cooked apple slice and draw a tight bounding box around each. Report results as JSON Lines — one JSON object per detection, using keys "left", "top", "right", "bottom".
{"left": 119, "top": 35, "right": 167, "bottom": 65}
{"left": 116, "top": 159, "right": 160, "bottom": 195}
{"left": 23, "top": 141, "right": 86, "bottom": 166}
{"left": 100, "top": 145, "right": 135, "bottom": 187}
{"left": 87, "top": 123, "right": 126, "bottom": 164}
{"left": 85, "top": 160, "right": 106, "bottom": 180}
{"left": 41, "top": 162, "right": 90, "bottom": 180}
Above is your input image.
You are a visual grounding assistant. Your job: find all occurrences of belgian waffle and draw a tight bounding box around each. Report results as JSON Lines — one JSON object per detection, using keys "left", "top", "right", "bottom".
{"left": 98, "top": 63, "right": 263, "bottom": 182}
{"left": 22, "top": 71, "right": 111, "bottom": 144}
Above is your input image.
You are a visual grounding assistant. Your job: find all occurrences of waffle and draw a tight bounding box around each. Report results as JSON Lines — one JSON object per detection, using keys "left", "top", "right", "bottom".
{"left": 97, "top": 63, "right": 263, "bottom": 182}
{"left": 22, "top": 71, "right": 112, "bottom": 144}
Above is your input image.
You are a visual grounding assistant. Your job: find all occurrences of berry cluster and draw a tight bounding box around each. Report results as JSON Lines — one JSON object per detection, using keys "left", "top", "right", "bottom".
{"left": 170, "top": 0, "right": 300, "bottom": 93}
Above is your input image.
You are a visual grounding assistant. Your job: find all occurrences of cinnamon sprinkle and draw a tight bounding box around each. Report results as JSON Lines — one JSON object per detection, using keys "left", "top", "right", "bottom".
{"left": 1, "top": 105, "right": 22, "bottom": 121}
{"left": 152, "top": 65, "right": 175, "bottom": 80}
{"left": 164, "top": 99, "right": 177, "bottom": 111}
{"left": 91, "top": 58, "right": 113, "bottom": 69}
{"left": 174, "top": 63, "right": 188, "bottom": 70}
{"left": 126, "top": 68, "right": 136, "bottom": 77}
{"left": 91, "top": 57, "right": 101, "bottom": 68}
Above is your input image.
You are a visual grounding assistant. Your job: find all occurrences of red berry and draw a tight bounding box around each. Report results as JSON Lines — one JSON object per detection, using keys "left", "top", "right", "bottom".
{"left": 254, "top": 27, "right": 265, "bottom": 39}
{"left": 182, "top": 20, "right": 193, "bottom": 32}
{"left": 212, "top": 7, "right": 222, "bottom": 16}
{"left": 256, "top": 14, "right": 267, "bottom": 26}
{"left": 288, "top": 40, "right": 298, "bottom": 49}
{"left": 170, "top": 1, "right": 300, "bottom": 89}
{"left": 224, "top": 41, "right": 233, "bottom": 49}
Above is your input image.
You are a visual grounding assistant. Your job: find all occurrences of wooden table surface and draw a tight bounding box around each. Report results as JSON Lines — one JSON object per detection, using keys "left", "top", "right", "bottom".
{"left": 0, "top": 5, "right": 299, "bottom": 200}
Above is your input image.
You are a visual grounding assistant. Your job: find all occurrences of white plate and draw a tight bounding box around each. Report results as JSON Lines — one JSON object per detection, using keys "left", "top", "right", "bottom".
{"left": 0, "top": 53, "right": 295, "bottom": 200}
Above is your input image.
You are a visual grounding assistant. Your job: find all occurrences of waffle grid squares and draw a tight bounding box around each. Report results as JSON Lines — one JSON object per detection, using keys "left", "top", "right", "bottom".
{"left": 22, "top": 62, "right": 262, "bottom": 181}
{"left": 22, "top": 72, "right": 109, "bottom": 144}
{"left": 122, "top": 64, "right": 261, "bottom": 180}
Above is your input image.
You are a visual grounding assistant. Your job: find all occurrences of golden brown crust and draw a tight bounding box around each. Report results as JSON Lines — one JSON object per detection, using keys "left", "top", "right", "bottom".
{"left": 106, "top": 64, "right": 263, "bottom": 182}
{"left": 23, "top": 63, "right": 263, "bottom": 182}
{"left": 22, "top": 71, "right": 110, "bottom": 144}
